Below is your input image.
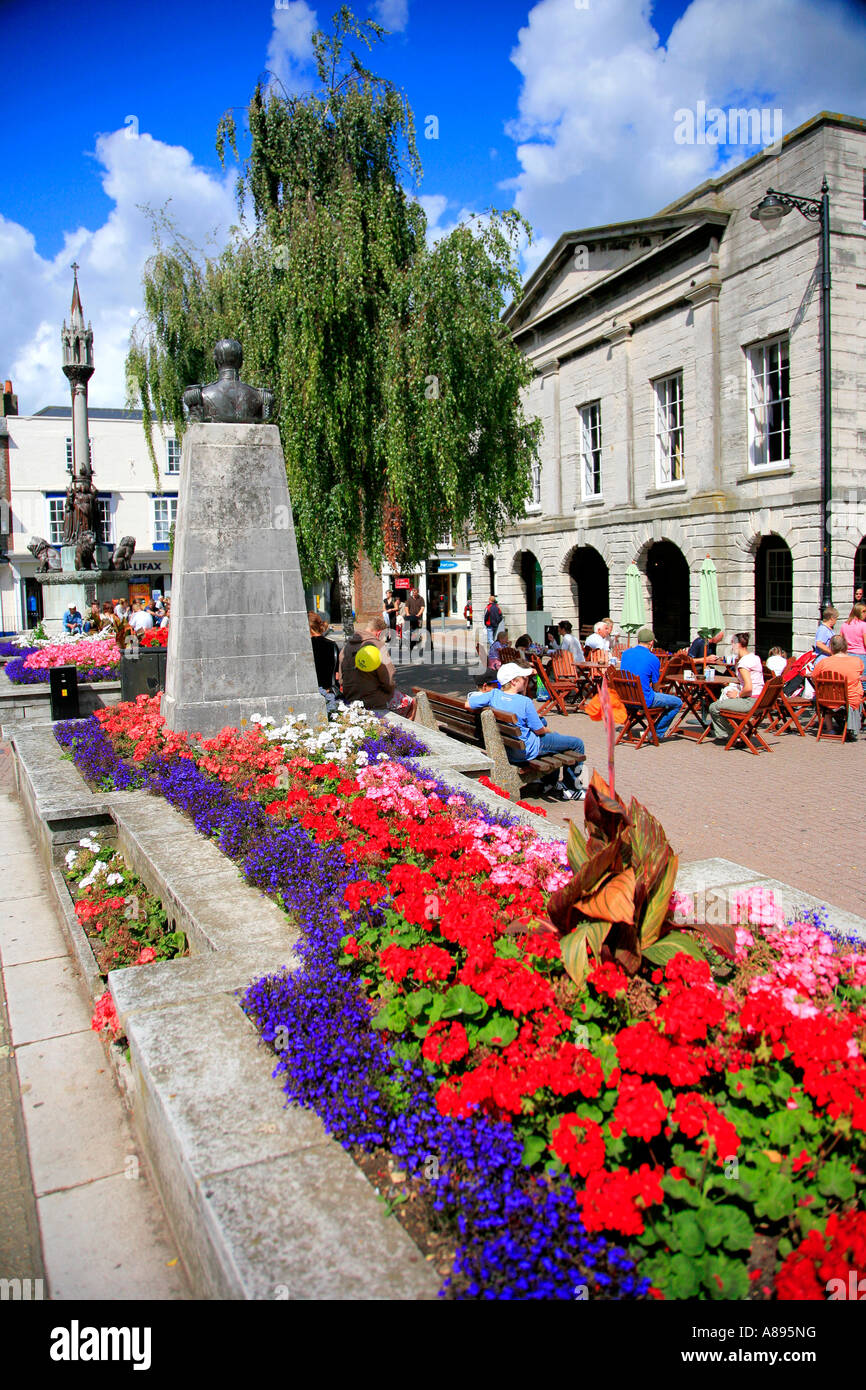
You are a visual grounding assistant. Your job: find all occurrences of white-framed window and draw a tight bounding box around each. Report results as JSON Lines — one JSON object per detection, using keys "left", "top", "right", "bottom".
{"left": 97, "top": 495, "right": 113, "bottom": 545}
{"left": 528, "top": 460, "right": 542, "bottom": 509}
{"left": 748, "top": 337, "right": 790, "bottom": 470}
{"left": 765, "top": 544, "right": 792, "bottom": 618}
{"left": 166, "top": 438, "right": 181, "bottom": 474}
{"left": 437, "top": 530, "right": 453, "bottom": 549}
{"left": 152, "top": 494, "right": 178, "bottom": 548}
{"left": 579, "top": 401, "right": 602, "bottom": 498}
{"left": 46, "top": 495, "right": 65, "bottom": 546}
{"left": 654, "top": 372, "right": 684, "bottom": 486}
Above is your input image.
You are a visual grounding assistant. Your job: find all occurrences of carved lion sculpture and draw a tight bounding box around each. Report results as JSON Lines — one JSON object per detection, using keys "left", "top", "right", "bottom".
{"left": 27, "top": 536, "right": 58, "bottom": 573}
{"left": 75, "top": 530, "right": 97, "bottom": 572}
{"left": 111, "top": 536, "right": 136, "bottom": 571}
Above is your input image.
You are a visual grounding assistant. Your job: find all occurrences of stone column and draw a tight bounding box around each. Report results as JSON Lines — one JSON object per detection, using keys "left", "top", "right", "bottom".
{"left": 162, "top": 423, "right": 325, "bottom": 737}
{"left": 685, "top": 276, "right": 722, "bottom": 496}
{"left": 603, "top": 322, "right": 634, "bottom": 507}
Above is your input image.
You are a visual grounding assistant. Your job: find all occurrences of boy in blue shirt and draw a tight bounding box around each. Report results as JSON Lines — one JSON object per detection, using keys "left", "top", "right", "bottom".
{"left": 466, "top": 662, "right": 585, "bottom": 799}
{"left": 620, "top": 628, "right": 682, "bottom": 739}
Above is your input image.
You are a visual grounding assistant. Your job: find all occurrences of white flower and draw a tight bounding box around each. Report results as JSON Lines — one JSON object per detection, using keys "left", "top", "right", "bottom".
{"left": 65, "top": 848, "right": 78, "bottom": 867}
{"left": 106, "top": 873, "right": 124, "bottom": 886}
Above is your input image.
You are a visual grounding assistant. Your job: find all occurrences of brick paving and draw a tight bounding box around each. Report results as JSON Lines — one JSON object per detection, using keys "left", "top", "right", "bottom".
{"left": 403, "top": 652, "right": 865, "bottom": 920}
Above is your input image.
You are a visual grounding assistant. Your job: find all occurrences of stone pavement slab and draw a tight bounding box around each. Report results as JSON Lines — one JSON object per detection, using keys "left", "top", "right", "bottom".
{"left": 0, "top": 896, "right": 68, "bottom": 967}
{"left": 38, "top": 1171, "right": 189, "bottom": 1301}
{"left": 4, "top": 956, "right": 93, "bottom": 1046}
{"left": 15, "top": 1031, "right": 134, "bottom": 1196}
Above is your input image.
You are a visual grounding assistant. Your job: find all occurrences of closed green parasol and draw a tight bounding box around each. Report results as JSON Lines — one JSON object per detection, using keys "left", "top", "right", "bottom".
{"left": 697, "top": 556, "right": 725, "bottom": 639}
{"left": 620, "top": 562, "right": 646, "bottom": 642}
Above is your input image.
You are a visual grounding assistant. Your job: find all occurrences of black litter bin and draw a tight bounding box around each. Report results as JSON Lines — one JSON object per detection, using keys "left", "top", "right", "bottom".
{"left": 50, "top": 665, "right": 80, "bottom": 721}
{"left": 120, "top": 647, "right": 167, "bottom": 702}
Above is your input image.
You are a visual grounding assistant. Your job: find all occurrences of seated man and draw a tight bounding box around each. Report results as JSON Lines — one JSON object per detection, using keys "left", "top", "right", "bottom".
{"left": 466, "top": 661, "right": 585, "bottom": 800}
{"left": 687, "top": 629, "right": 723, "bottom": 672}
{"left": 557, "top": 620, "right": 585, "bottom": 663}
{"left": 585, "top": 619, "right": 613, "bottom": 661}
{"left": 620, "top": 627, "right": 682, "bottom": 739}
{"left": 818, "top": 633, "right": 862, "bottom": 740}
{"left": 63, "top": 603, "right": 83, "bottom": 635}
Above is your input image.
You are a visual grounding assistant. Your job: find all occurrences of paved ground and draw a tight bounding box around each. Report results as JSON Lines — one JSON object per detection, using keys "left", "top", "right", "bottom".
{"left": 400, "top": 648, "right": 866, "bottom": 921}
{"left": 0, "top": 743, "right": 190, "bottom": 1300}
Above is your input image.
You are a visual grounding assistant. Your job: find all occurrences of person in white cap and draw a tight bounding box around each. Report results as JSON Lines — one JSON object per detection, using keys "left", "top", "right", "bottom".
{"left": 465, "top": 662, "right": 585, "bottom": 800}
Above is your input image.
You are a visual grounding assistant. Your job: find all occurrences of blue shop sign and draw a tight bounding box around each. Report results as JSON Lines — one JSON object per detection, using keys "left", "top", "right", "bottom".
{"left": 438, "top": 559, "right": 458, "bottom": 571}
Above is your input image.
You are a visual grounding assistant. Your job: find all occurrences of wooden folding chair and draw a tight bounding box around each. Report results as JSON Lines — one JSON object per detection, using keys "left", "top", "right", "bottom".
{"left": 607, "top": 670, "right": 666, "bottom": 748}
{"left": 769, "top": 693, "right": 817, "bottom": 737}
{"left": 531, "top": 652, "right": 580, "bottom": 714}
{"left": 718, "top": 676, "right": 784, "bottom": 754}
{"left": 814, "top": 673, "right": 853, "bottom": 742}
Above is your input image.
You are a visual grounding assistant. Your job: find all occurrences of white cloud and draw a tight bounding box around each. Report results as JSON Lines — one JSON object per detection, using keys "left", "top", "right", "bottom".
{"left": 266, "top": 1, "right": 317, "bottom": 95}
{"left": 506, "top": 0, "right": 866, "bottom": 243}
{"left": 1, "top": 129, "right": 239, "bottom": 414}
{"left": 371, "top": 0, "right": 409, "bottom": 32}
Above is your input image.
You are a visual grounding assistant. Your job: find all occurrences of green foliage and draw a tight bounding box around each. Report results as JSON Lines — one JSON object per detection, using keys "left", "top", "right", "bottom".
{"left": 126, "top": 6, "right": 539, "bottom": 580}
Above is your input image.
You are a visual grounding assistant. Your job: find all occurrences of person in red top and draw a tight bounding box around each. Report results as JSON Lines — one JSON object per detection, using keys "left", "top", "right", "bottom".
{"left": 819, "top": 633, "right": 863, "bottom": 740}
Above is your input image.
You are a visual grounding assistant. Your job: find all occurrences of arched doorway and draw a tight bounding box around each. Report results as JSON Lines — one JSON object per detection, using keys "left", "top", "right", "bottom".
{"left": 485, "top": 555, "right": 495, "bottom": 597}
{"left": 647, "top": 541, "right": 690, "bottom": 652}
{"left": 568, "top": 546, "right": 610, "bottom": 637}
{"left": 754, "top": 535, "right": 792, "bottom": 657}
{"left": 519, "top": 550, "right": 543, "bottom": 611}
{"left": 855, "top": 536, "right": 866, "bottom": 600}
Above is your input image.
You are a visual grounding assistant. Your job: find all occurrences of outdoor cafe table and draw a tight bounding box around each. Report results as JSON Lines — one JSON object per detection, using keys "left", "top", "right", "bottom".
{"left": 663, "top": 673, "right": 733, "bottom": 742}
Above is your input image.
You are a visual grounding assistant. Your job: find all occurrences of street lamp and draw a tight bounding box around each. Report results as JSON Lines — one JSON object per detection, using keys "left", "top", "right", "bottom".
{"left": 750, "top": 177, "right": 832, "bottom": 610}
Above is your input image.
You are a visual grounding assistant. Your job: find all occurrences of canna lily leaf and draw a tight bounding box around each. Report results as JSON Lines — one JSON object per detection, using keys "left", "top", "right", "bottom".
{"left": 584, "top": 771, "right": 631, "bottom": 845}
{"left": 690, "top": 921, "right": 737, "bottom": 958}
{"left": 575, "top": 867, "right": 636, "bottom": 924}
{"left": 642, "top": 930, "right": 708, "bottom": 967}
{"left": 560, "top": 924, "right": 595, "bottom": 988}
{"left": 624, "top": 798, "right": 670, "bottom": 895}
{"left": 547, "top": 838, "right": 622, "bottom": 936}
{"left": 566, "top": 820, "right": 590, "bottom": 874}
{"left": 637, "top": 852, "right": 678, "bottom": 948}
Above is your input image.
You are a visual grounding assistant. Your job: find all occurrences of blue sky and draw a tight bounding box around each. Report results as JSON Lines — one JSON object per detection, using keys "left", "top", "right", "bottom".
{"left": 1, "top": 0, "right": 864, "bottom": 410}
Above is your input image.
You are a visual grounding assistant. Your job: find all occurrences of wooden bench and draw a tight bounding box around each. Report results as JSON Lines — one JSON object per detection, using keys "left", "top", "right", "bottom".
{"left": 412, "top": 687, "right": 585, "bottom": 799}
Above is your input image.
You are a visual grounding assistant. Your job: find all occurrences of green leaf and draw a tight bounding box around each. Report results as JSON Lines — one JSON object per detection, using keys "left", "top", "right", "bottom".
{"left": 818, "top": 1156, "right": 856, "bottom": 1201}
{"left": 766, "top": 1108, "right": 803, "bottom": 1147}
{"left": 522, "top": 1133, "right": 547, "bottom": 1167}
{"left": 560, "top": 925, "right": 591, "bottom": 988}
{"left": 439, "top": 984, "right": 487, "bottom": 1019}
{"left": 637, "top": 851, "right": 678, "bottom": 948}
{"left": 656, "top": 1252, "right": 702, "bottom": 1300}
{"left": 661, "top": 1175, "right": 702, "bottom": 1208}
{"left": 752, "top": 1172, "right": 796, "bottom": 1221}
{"left": 371, "top": 998, "right": 408, "bottom": 1033}
{"left": 404, "top": 988, "right": 433, "bottom": 1019}
{"left": 670, "top": 1211, "right": 705, "bottom": 1257}
{"left": 698, "top": 1204, "right": 754, "bottom": 1252}
{"left": 476, "top": 1013, "right": 518, "bottom": 1048}
{"left": 643, "top": 931, "right": 707, "bottom": 967}
{"left": 703, "top": 1253, "right": 751, "bottom": 1300}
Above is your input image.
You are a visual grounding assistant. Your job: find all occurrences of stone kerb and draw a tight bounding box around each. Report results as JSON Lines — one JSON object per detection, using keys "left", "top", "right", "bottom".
{"left": 9, "top": 725, "right": 438, "bottom": 1301}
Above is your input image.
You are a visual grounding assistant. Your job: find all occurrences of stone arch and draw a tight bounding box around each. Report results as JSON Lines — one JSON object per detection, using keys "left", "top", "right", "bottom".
{"left": 754, "top": 534, "right": 793, "bottom": 657}
{"left": 642, "top": 539, "right": 691, "bottom": 651}
{"left": 561, "top": 544, "right": 610, "bottom": 634}
{"left": 510, "top": 545, "right": 544, "bottom": 612}
{"left": 630, "top": 516, "right": 704, "bottom": 573}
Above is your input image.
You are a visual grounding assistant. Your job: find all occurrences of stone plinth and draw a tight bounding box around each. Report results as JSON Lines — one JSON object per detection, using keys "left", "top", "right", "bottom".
{"left": 161, "top": 423, "right": 325, "bottom": 737}
{"left": 36, "top": 570, "right": 130, "bottom": 638}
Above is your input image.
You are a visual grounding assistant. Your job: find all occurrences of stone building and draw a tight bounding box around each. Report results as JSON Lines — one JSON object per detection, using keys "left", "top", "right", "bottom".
{"left": 469, "top": 111, "right": 866, "bottom": 656}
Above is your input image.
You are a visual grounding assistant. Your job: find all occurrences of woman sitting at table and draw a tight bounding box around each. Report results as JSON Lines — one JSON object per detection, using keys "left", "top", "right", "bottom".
{"left": 707, "top": 632, "right": 765, "bottom": 741}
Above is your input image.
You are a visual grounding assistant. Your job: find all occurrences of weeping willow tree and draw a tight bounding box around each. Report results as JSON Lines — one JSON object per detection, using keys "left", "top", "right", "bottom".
{"left": 126, "top": 5, "right": 540, "bottom": 584}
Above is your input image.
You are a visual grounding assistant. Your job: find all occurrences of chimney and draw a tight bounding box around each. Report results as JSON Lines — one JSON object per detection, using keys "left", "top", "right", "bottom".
{"left": 2, "top": 380, "right": 18, "bottom": 416}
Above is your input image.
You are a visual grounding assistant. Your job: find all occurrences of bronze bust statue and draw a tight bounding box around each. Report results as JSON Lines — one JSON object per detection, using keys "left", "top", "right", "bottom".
{"left": 182, "top": 339, "right": 275, "bottom": 424}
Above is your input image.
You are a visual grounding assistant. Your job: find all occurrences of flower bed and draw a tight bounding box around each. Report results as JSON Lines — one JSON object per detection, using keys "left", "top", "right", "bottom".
{"left": 5, "top": 635, "right": 120, "bottom": 684}
{"left": 55, "top": 696, "right": 866, "bottom": 1301}
{"left": 63, "top": 834, "right": 188, "bottom": 1041}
